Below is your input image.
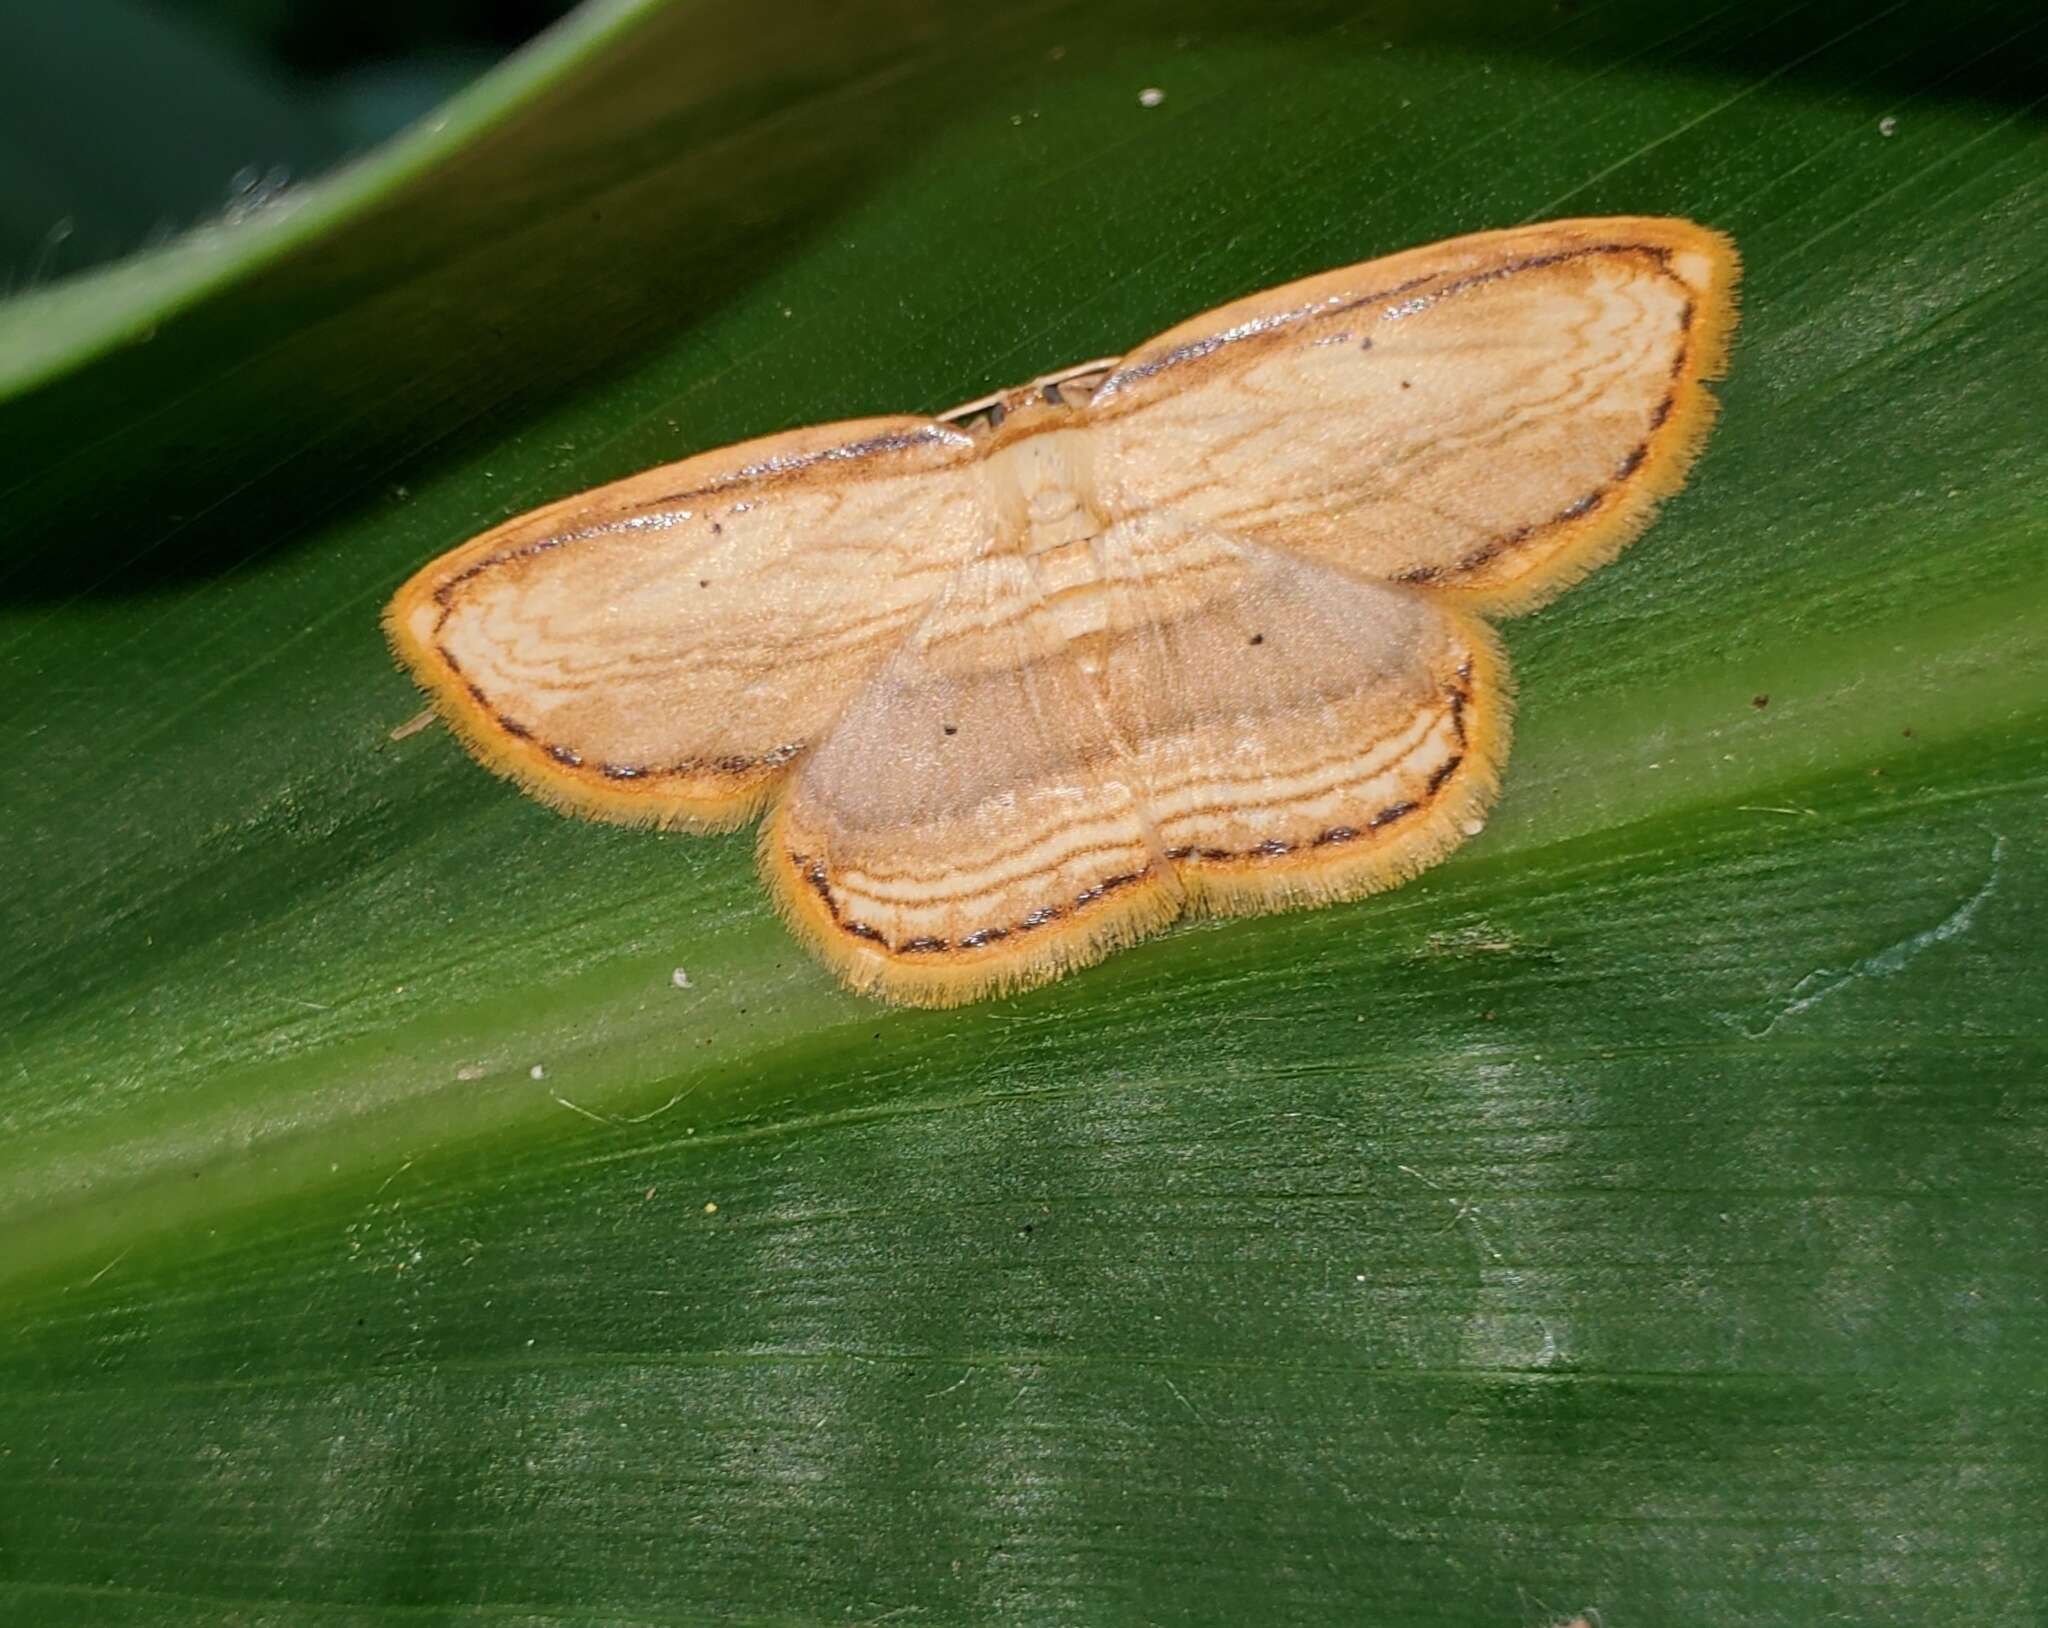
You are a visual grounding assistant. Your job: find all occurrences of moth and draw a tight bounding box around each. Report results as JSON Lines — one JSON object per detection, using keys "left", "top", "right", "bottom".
{"left": 387, "top": 216, "right": 1738, "bottom": 1006}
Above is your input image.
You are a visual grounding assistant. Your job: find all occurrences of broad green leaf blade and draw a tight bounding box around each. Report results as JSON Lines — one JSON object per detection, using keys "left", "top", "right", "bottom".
{"left": 3, "top": 2, "right": 2045, "bottom": 1623}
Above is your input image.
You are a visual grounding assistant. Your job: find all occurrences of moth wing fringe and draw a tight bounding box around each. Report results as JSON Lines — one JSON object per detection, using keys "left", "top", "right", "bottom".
{"left": 1446, "top": 225, "right": 1742, "bottom": 619}
{"left": 380, "top": 594, "right": 779, "bottom": 835}
{"left": 756, "top": 803, "right": 1190, "bottom": 1008}
{"left": 1174, "top": 611, "right": 1514, "bottom": 919}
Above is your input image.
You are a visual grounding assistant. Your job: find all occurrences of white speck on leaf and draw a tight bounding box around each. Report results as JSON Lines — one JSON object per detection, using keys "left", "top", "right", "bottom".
{"left": 1879, "top": 115, "right": 1898, "bottom": 136}
{"left": 1138, "top": 86, "right": 1165, "bottom": 107}
{"left": 671, "top": 967, "right": 693, "bottom": 990}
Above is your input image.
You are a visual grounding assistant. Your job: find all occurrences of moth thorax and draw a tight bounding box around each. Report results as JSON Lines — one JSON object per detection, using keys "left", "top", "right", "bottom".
{"left": 986, "top": 427, "right": 1104, "bottom": 557}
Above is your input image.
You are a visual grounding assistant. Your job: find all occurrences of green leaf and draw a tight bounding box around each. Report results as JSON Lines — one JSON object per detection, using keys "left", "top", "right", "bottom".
{"left": 0, "top": 0, "right": 345, "bottom": 287}
{"left": 4, "top": 1, "right": 2044, "bottom": 1622}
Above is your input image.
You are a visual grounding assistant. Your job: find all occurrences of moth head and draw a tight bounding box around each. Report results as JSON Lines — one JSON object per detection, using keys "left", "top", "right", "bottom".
{"left": 941, "top": 358, "right": 1118, "bottom": 444}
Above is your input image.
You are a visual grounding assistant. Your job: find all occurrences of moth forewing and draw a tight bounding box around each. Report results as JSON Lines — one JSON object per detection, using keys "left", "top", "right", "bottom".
{"left": 384, "top": 415, "right": 985, "bottom": 831}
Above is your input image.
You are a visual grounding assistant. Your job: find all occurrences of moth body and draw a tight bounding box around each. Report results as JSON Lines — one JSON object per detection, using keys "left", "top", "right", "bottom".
{"left": 387, "top": 217, "right": 1739, "bottom": 1005}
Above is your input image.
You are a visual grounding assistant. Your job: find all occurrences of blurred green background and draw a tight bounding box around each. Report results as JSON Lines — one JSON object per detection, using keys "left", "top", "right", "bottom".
{"left": 1, "top": 0, "right": 574, "bottom": 287}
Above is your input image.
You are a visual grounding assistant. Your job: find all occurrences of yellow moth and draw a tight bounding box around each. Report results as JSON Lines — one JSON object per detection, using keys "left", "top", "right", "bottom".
{"left": 387, "top": 216, "right": 1739, "bottom": 1006}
